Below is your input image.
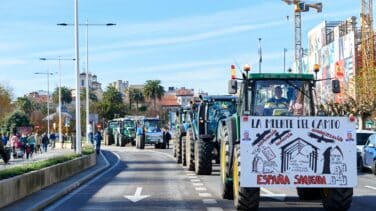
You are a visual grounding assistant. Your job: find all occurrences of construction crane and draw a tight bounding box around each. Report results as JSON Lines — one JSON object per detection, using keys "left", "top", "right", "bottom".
{"left": 283, "top": 0, "right": 323, "bottom": 73}
{"left": 360, "top": 0, "right": 375, "bottom": 103}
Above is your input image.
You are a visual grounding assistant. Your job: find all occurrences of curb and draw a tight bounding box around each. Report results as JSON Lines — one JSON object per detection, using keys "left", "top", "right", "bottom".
{"left": 31, "top": 152, "right": 111, "bottom": 211}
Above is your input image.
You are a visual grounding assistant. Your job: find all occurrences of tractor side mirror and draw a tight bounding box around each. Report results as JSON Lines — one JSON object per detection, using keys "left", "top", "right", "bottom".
{"left": 228, "top": 80, "right": 237, "bottom": 94}
{"left": 332, "top": 80, "right": 340, "bottom": 93}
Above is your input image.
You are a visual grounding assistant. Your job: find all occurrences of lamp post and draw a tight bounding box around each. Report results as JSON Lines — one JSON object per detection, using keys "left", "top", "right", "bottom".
{"left": 284, "top": 48, "right": 288, "bottom": 73}
{"left": 57, "top": 21, "right": 116, "bottom": 145}
{"left": 39, "top": 57, "right": 75, "bottom": 145}
{"left": 35, "top": 70, "right": 55, "bottom": 137}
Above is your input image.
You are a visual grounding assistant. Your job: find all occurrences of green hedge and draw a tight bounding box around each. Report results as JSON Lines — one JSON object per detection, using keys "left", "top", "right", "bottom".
{"left": 0, "top": 146, "right": 95, "bottom": 180}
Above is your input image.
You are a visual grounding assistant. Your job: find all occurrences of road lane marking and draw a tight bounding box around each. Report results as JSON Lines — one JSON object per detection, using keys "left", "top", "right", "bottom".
{"left": 260, "top": 187, "right": 286, "bottom": 201}
{"left": 207, "top": 207, "right": 224, "bottom": 211}
{"left": 192, "top": 183, "right": 204, "bottom": 186}
{"left": 199, "top": 193, "right": 212, "bottom": 197}
{"left": 124, "top": 187, "right": 150, "bottom": 203}
{"left": 188, "top": 175, "right": 198, "bottom": 179}
{"left": 191, "top": 179, "right": 201, "bottom": 182}
{"left": 365, "top": 185, "right": 376, "bottom": 190}
{"left": 186, "top": 173, "right": 196, "bottom": 176}
{"left": 195, "top": 187, "right": 207, "bottom": 191}
{"left": 202, "top": 199, "right": 217, "bottom": 204}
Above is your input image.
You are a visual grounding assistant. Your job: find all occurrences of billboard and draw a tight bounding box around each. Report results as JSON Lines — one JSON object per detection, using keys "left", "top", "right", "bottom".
{"left": 305, "top": 22, "right": 356, "bottom": 103}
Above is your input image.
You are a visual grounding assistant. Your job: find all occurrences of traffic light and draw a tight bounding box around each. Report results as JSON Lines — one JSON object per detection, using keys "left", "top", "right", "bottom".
{"left": 332, "top": 80, "right": 341, "bottom": 93}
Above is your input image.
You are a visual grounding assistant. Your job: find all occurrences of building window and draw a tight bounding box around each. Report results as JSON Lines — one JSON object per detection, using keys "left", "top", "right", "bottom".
{"left": 81, "top": 80, "right": 84, "bottom": 86}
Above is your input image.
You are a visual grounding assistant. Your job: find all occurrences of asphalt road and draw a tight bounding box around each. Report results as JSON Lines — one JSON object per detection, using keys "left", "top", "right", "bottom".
{"left": 45, "top": 145, "right": 376, "bottom": 211}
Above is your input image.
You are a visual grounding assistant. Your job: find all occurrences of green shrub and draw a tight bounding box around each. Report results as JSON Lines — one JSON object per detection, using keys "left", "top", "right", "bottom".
{"left": 0, "top": 153, "right": 80, "bottom": 180}
{"left": 82, "top": 145, "right": 95, "bottom": 155}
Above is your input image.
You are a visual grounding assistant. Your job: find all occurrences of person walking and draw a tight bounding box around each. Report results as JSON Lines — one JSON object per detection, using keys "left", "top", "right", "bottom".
{"left": 10, "top": 133, "right": 19, "bottom": 159}
{"left": 20, "top": 134, "right": 28, "bottom": 159}
{"left": 0, "top": 138, "right": 10, "bottom": 164}
{"left": 164, "top": 127, "right": 171, "bottom": 149}
{"left": 1, "top": 133, "right": 8, "bottom": 146}
{"left": 94, "top": 131, "right": 103, "bottom": 155}
{"left": 49, "top": 132, "right": 56, "bottom": 149}
{"left": 35, "top": 132, "right": 42, "bottom": 153}
{"left": 41, "top": 133, "right": 49, "bottom": 153}
{"left": 27, "top": 134, "right": 36, "bottom": 159}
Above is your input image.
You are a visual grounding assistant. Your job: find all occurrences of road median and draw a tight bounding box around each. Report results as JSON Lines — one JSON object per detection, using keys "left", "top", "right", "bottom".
{"left": 0, "top": 148, "right": 96, "bottom": 208}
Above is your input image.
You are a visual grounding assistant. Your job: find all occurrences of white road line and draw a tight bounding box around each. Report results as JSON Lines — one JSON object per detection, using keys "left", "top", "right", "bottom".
{"left": 202, "top": 199, "right": 217, "bottom": 204}
{"left": 365, "top": 185, "right": 376, "bottom": 190}
{"left": 45, "top": 151, "right": 120, "bottom": 211}
{"left": 207, "top": 207, "right": 224, "bottom": 211}
{"left": 188, "top": 176, "right": 198, "bottom": 179}
{"left": 199, "top": 192, "right": 212, "bottom": 197}
{"left": 186, "top": 173, "right": 196, "bottom": 176}
{"left": 191, "top": 179, "right": 201, "bottom": 182}
{"left": 192, "top": 183, "right": 204, "bottom": 186}
{"left": 260, "top": 187, "right": 286, "bottom": 201}
{"left": 195, "top": 187, "right": 207, "bottom": 191}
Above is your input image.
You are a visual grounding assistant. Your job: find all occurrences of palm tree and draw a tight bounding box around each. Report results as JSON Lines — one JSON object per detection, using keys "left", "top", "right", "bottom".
{"left": 143, "top": 80, "right": 165, "bottom": 111}
{"left": 132, "top": 89, "right": 145, "bottom": 111}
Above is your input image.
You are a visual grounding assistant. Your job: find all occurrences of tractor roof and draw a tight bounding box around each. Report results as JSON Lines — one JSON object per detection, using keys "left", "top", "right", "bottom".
{"left": 202, "top": 95, "right": 237, "bottom": 102}
{"left": 248, "top": 73, "right": 314, "bottom": 80}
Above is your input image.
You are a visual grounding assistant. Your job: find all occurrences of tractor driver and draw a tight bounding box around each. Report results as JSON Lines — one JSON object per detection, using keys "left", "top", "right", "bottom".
{"left": 264, "top": 86, "right": 289, "bottom": 115}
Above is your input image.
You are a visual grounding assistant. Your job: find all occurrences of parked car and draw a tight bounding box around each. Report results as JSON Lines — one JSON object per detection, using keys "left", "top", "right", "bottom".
{"left": 357, "top": 130, "right": 375, "bottom": 171}
{"left": 363, "top": 133, "right": 376, "bottom": 174}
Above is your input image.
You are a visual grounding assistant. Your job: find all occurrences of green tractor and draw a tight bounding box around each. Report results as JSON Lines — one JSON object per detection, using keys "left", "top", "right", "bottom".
{"left": 185, "top": 95, "right": 237, "bottom": 175}
{"left": 218, "top": 65, "right": 356, "bottom": 210}
{"left": 108, "top": 118, "right": 137, "bottom": 147}
{"left": 174, "top": 107, "right": 193, "bottom": 164}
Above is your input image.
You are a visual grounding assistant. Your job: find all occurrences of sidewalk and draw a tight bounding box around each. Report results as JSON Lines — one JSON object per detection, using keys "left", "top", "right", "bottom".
{"left": 2, "top": 151, "right": 110, "bottom": 211}
{"left": 0, "top": 147, "right": 75, "bottom": 170}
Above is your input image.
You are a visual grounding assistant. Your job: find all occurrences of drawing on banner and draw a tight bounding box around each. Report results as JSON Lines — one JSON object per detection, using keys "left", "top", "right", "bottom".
{"left": 322, "top": 146, "right": 348, "bottom": 185}
{"left": 252, "top": 155, "right": 279, "bottom": 173}
{"left": 281, "top": 138, "right": 318, "bottom": 173}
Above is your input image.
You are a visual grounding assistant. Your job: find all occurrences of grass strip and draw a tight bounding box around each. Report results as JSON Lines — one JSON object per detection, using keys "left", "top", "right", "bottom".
{"left": 0, "top": 145, "right": 95, "bottom": 180}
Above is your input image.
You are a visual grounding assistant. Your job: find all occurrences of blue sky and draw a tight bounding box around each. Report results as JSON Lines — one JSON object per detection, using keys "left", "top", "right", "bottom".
{"left": 0, "top": 0, "right": 361, "bottom": 98}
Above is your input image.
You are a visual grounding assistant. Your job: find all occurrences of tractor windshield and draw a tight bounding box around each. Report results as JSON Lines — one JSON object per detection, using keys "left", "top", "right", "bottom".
{"left": 208, "top": 100, "right": 237, "bottom": 134}
{"left": 123, "top": 120, "right": 135, "bottom": 128}
{"left": 144, "top": 120, "right": 161, "bottom": 132}
{"left": 251, "top": 80, "right": 313, "bottom": 116}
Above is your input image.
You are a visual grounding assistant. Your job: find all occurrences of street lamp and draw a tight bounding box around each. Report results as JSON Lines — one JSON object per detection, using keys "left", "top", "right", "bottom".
{"left": 57, "top": 21, "right": 116, "bottom": 145}
{"left": 39, "top": 57, "right": 75, "bottom": 145}
{"left": 35, "top": 70, "right": 55, "bottom": 137}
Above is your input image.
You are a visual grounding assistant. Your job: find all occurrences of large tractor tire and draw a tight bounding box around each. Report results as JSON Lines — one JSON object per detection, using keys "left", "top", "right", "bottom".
{"left": 140, "top": 134, "right": 145, "bottom": 149}
{"left": 186, "top": 130, "right": 195, "bottom": 171}
{"left": 233, "top": 145, "right": 260, "bottom": 210}
{"left": 173, "top": 138, "right": 177, "bottom": 157}
{"left": 321, "top": 188, "right": 353, "bottom": 211}
{"left": 194, "top": 139, "right": 213, "bottom": 175}
{"left": 176, "top": 136, "right": 182, "bottom": 163}
{"left": 120, "top": 135, "right": 126, "bottom": 147}
{"left": 220, "top": 131, "right": 233, "bottom": 199}
{"left": 182, "top": 136, "right": 187, "bottom": 166}
{"left": 297, "top": 188, "right": 321, "bottom": 200}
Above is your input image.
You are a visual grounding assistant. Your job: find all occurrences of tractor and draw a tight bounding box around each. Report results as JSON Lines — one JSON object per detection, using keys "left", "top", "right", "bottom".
{"left": 218, "top": 64, "right": 356, "bottom": 210}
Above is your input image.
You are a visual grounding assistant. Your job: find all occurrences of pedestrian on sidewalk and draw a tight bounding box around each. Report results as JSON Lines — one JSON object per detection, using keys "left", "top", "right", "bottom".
{"left": 27, "top": 134, "right": 36, "bottom": 159}
{"left": 1, "top": 133, "right": 8, "bottom": 146}
{"left": 20, "top": 134, "right": 28, "bottom": 159}
{"left": 10, "top": 133, "right": 20, "bottom": 159}
{"left": 49, "top": 132, "right": 56, "bottom": 149}
{"left": 42, "top": 133, "right": 49, "bottom": 153}
{"left": 0, "top": 138, "right": 10, "bottom": 164}
{"left": 35, "top": 132, "right": 42, "bottom": 154}
{"left": 94, "top": 130, "right": 103, "bottom": 155}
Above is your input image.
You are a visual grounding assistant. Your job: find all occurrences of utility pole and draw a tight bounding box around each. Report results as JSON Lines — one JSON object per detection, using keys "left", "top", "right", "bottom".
{"left": 284, "top": 48, "right": 287, "bottom": 73}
